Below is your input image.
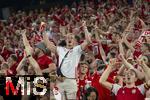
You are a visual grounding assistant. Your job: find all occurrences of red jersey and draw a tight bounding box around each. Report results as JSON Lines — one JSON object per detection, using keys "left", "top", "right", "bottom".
{"left": 15, "top": 49, "right": 24, "bottom": 62}
{"left": 112, "top": 84, "right": 145, "bottom": 100}
{"left": 77, "top": 76, "right": 91, "bottom": 100}
{"left": 133, "top": 50, "right": 142, "bottom": 59}
{"left": 88, "top": 40, "right": 102, "bottom": 59}
{"left": 107, "top": 33, "right": 113, "bottom": 40}
{"left": 91, "top": 71, "right": 113, "bottom": 100}
{"left": 7, "top": 62, "right": 18, "bottom": 75}
{"left": 32, "top": 33, "right": 43, "bottom": 44}
{"left": 1, "top": 48, "right": 13, "bottom": 60}
{"left": 37, "top": 54, "right": 53, "bottom": 70}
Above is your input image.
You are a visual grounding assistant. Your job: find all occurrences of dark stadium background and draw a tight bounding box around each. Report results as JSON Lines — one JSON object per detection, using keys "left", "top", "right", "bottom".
{"left": 0, "top": 0, "right": 103, "bottom": 19}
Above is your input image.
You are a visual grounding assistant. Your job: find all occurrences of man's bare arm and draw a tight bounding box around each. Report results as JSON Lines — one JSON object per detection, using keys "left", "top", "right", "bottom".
{"left": 120, "top": 54, "right": 145, "bottom": 80}
{"left": 81, "top": 21, "right": 92, "bottom": 51}
{"left": 43, "top": 32, "right": 57, "bottom": 53}
{"left": 99, "top": 59, "right": 116, "bottom": 90}
{"left": 28, "top": 56, "right": 42, "bottom": 75}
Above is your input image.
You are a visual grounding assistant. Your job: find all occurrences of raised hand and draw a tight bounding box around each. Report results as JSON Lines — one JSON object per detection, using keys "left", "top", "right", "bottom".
{"left": 25, "top": 46, "right": 33, "bottom": 56}
{"left": 40, "top": 22, "right": 47, "bottom": 32}
{"left": 82, "top": 20, "right": 87, "bottom": 29}
{"left": 122, "top": 33, "right": 128, "bottom": 41}
{"left": 109, "top": 58, "right": 117, "bottom": 67}
{"left": 21, "top": 29, "right": 33, "bottom": 56}
{"left": 0, "top": 55, "right": 5, "bottom": 62}
{"left": 21, "top": 29, "right": 27, "bottom": 35}
{"left": 119, "top": 54, "right": 125, "bottom": 61}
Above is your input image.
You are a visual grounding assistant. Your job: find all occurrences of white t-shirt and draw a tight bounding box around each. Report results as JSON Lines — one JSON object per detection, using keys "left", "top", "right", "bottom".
{"left": 57, "top": 45, "right": 82, "bottom": 78}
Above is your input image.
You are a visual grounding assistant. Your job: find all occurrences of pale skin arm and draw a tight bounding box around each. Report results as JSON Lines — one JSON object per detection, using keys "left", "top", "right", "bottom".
{"left": 138, "top": 17, "right": 146, "bottom": 28}
{"left": 22, "top": 29, "right": 33, "bottom": 56}
{"left": 95, "top": 28, "right": 108, "bottom": 35}
{"left": 0, "top": 55, "right": 5, "bottom": 62}
{"left": 94, "top": 26, "right": 107, "bottom": 64}
{"left": 136, "top": 17, "right": 147, "bottom": 32}
{"left": 22, "top": 29, "right": 30, "bottom": 47}
{"left": 120, "top": 54, "right": 145, "bottom": 80}
{"left": 43, "top": 32, "right": 57, "bottom": 54}
{"left": 28, "top": 56, "right": 42, "bottom": 75}
{"left": 42, "top": 63, "right": 56, "bottom": 73}
{"left": 93, "top": 29, "right": 106, "bottom": 64}
{"left": 16, "top": 56, "right": 26, "bottom": 74}
{"left": 93, "top": 20, "right": 109, "bottom": 36}
{"left": 49, "top": 63, "right": 56, "bottom": 72}
{"left": 123, "top": 34, "right": 135, "bottom": 52}
{"left": 119, "top": 39, "right": 125, "bottom": 56}
{"left": 99, "top": 42, "right": 107, "bottom": 64}
{"left": 117, "top": 65, "right": 126, "bottom": 76}
{"left": 108, "top": 44, "right": 118, "bottom": 48}
{"left": 118, "top": 38, "right": 132, "bottom": 76}
{"left": 1, "top": 46, "right": 5, "bottom": 54}
{"left": 122, "top": 18, "right": 135, "bottom": 52}
{"left": 99, "top": 59, "right": 116, "bottom": 90}
{"left": 81, "top": 21, "right": 92, "bottom": 51}
{"left": 138, "top": 60, "right": 150, "bottom": 80}
{"left": 146, "top": 80, "right": 150, "bottom": 87}
{"left": 22, "top": 29, "right": 42, "bottom": 75}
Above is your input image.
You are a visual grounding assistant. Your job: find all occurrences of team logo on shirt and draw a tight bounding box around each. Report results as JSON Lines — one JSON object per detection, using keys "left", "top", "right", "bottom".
{"left": 122, "top": 90, "right": 125, "bottom": 94}
{"left": 131, "top": 89, "right": 136, "bottom": 94}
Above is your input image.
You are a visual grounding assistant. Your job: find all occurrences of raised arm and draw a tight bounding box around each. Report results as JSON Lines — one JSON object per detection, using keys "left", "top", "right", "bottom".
{"left": 42, "top": 63, "right": 56, "bottom": 73}
{"left": 94, "top": 27, "right": 107, "bottom": 35}
{"left": 0, "top": 55, "right": 5, "bottom": 62}
{"left": 122, "top": 15, "right": 138, "bottom": 52}
{"left": 120, "top": 54, "right": 144, "bottom": 80}
{"left": 99, "top": 42, "right": 107, "bottom": 64}
{"left": 28, "top": 56, "right": 42, "bottom": 75}
{"left": 43, "top": 32, "right": 57, "bottom": 54}
{"left": 123, "top": 34, "right": 135, "bottom": 52}
{"left": 137, "top": 59, "right": 150, "bottom": 80}
{"left": 118, "top": 40, "right": 127, "bottom": 76}
{"left": 99, "top": 59, "right": 115, "bottom": 90}
{"left": 25, "top": 46, "right": 42, "bottom": 75}
{"left": 21, "top": 29, "right": 33, "bottom": 56}
{"left": 22, "top": 29, "right": 42, "bottom": 75}
{"left": 93, "top": 24, "right": 107, "bottom": 64}
{"left": 22, "top": 29, "right": 30, "bottom": 47}
{"left": 138, "top": 17, "right": 147, "bottom": 29}
{"left": 81, "top": 21, "right": 92, "bottom": 50}
{"left": 16, "top": 56, "right": 26, "bottom": 75}
{"left": 117, "top": 65, "right": 126, "bottom": 76}
{"left": 119, "top": 39, "right": 125, "bottom": 56}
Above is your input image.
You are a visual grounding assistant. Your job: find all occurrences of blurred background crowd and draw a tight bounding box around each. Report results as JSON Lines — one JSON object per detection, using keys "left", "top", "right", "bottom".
{"left": 0, "top": 0, "right": 150, "bottom": 100}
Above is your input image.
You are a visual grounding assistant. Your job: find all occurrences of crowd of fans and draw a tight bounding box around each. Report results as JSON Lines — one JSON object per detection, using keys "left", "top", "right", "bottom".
{"left": 0, "top": 0, "right": 150, "bottom": 100}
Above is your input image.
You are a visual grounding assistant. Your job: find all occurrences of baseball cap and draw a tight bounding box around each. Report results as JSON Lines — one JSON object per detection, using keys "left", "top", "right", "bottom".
{"left": 35, "top": 42, "right": 48, "bottom": 53}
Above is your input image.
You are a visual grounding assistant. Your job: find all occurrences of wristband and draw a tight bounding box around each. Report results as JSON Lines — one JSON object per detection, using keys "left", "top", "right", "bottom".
{"left": 144, "top": 83, "right": 150, "bottom": 90}
{"left": 26, "top": 55, "right": 31, "bottom": 58}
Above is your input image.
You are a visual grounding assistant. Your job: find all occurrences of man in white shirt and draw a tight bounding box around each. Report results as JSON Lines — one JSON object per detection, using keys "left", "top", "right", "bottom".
{"left": 43, "top": 21, "right": 91, "bottom": 99}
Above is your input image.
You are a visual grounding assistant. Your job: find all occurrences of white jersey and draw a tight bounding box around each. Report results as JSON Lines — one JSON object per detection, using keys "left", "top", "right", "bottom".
{"left": 57, "top": 45, "right": 82, "bottom": 78}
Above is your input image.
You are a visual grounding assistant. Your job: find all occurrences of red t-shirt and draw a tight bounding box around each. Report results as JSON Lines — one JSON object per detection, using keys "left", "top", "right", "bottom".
{"left": 90, "top": 41, "right": 101, "bottom": 59}
{"left": 32, "top": 33, "right": 43, "bottom": 44}
{"left": 91, "top": 71, "right": 114, "bottom": 100}
{"left": 15, "top": 49, "right": 24, "bottom": 62}
{"left": 7, "top": 62, "right": 18, "bottom": 75}
{"left": 107, "top": 33, "right": 113, "bottom": 40}
{"left": 77, "top": 76, "right": 91, "bottom": 100}
{"left": 37, "top": 55, "right": 53, "bottom": 70}
{"left": 112, "top": 84, "right": 145, "bottom": 100}
{"left": 133, "top": 50, "right": 142, "bottom": 59}
{"left": 1, "top": 48, "right": 13, "bottom": 60}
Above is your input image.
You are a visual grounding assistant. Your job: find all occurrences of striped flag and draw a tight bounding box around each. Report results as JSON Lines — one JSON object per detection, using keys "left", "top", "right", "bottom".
{"left": 135, "top": 31, "right": 150, "bottom": 48}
